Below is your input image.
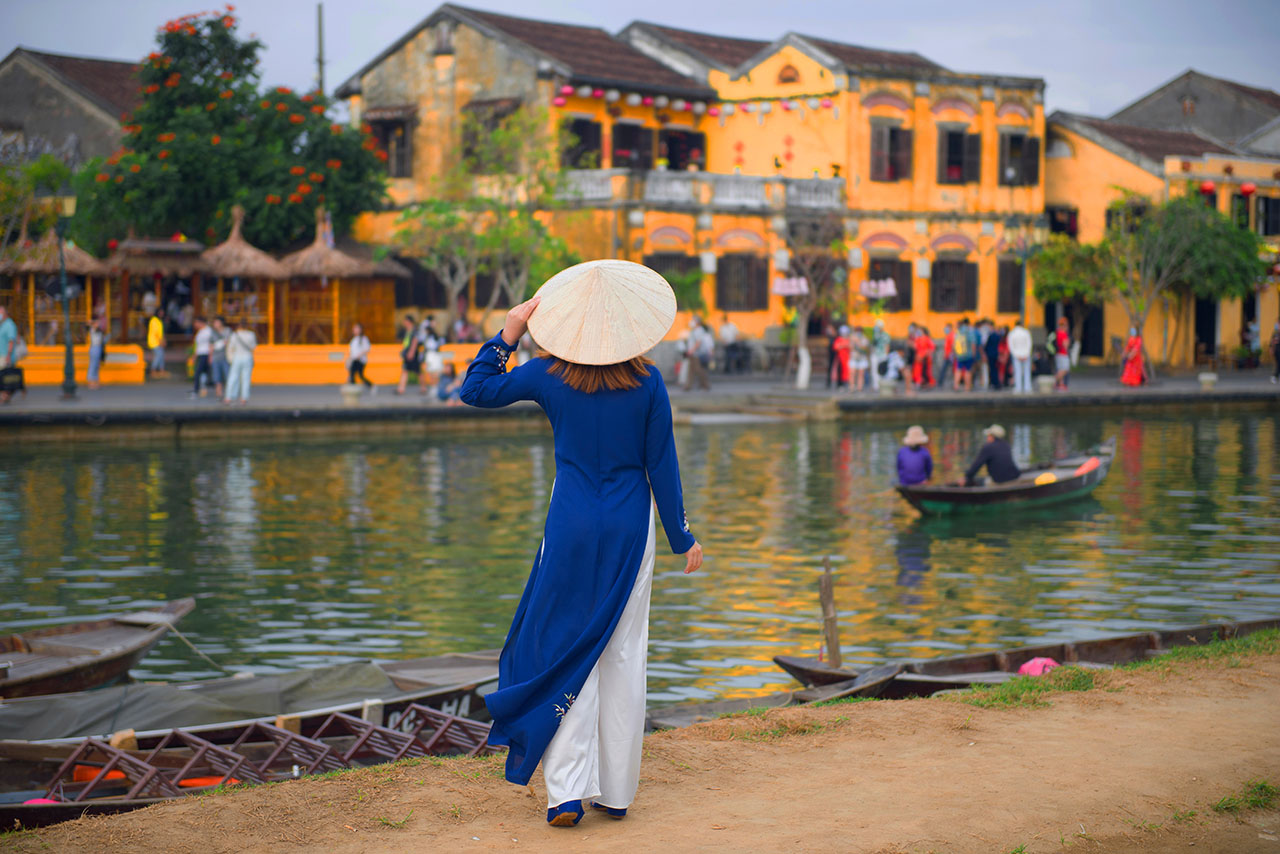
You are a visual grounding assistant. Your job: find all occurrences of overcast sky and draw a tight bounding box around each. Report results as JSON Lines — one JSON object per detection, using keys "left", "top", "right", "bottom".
{"left": 3, "top": 0, "right": 1277, "bottom": 116}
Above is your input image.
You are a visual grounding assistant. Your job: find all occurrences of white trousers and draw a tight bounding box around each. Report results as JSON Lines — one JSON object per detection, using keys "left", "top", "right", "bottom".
{"left": 869, "top": 353, "right": 881, "bottom": 390}
{"left": 1013, "top": 357, "right": 1031, "bottom": 393}
{"left": 541, "top": 507, "right": 655, "bottom": 809}
{"left": 225, "top": 359, "right": 252, "bottom": 402}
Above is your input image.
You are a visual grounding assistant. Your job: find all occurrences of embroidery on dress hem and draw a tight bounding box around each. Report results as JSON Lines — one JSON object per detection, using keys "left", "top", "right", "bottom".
{"left": 553, "top": 693, "right": 576, "bottom": 720}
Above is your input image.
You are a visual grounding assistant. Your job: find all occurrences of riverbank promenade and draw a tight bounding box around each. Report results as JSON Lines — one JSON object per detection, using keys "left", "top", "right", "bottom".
{"left": 1, "top": 367, "right": 1276, "bottom": 428}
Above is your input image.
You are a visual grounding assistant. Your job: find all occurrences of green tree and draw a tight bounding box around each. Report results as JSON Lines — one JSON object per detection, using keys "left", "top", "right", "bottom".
{"left": 72, "top": 6, "right": 385, "bottom": 253}
{"left": 783, "top": 213, "right": 848, "bottom": 387}
{"left": 1, "top": 155, "right": 73, "bottom": 268}
{"left": 1107, "top": 192, "right": 1264, "bottom": 367}
{"left": 394, "top": 106, "right": 570, "bottom": 330}
{"left": 1030, "top": 233, "right": 1119, "bottom": 353}
{"left": 661, "top": 266, "right": 706, "bottom": 313}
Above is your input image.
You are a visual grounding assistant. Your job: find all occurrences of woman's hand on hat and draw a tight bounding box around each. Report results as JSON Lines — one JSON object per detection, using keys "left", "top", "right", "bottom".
{"left": 683, "top": 541, "right": 703, "bottom": 575}
{"left": 501, "top": 296, "right": 541, "bottom": 347}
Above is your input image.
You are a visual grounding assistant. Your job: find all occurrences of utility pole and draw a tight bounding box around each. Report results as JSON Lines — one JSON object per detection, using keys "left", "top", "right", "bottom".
{"left": 316, "top": 3, "right": 325, "bottom": 95}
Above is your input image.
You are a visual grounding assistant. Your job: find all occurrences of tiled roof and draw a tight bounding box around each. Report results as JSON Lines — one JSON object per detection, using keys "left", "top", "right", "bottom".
{"left": 456, "top": 6, "right": 714, "bottom": 96}
{"left": 796, "top": 35, "right": 944, "bottom": 75}
{"left": 636, "top": 23, "right": 769, "bottom": 68}
{"left": 1076, "top": 116, "right": 1232, "bottom": 160}
{"left": 21, "top": 48, "right": 140, "bottom": 116}
{"left": 1219, "top": 79, "right": 1280, "bottom": 114}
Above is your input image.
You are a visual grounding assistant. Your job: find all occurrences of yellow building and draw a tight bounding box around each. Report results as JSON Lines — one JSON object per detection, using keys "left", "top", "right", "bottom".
{"left": 336, "top": 5, "right": 1046, "bottom": 346}
{"left": 1046, "top": 109, "right": 1280, "bottom": 367}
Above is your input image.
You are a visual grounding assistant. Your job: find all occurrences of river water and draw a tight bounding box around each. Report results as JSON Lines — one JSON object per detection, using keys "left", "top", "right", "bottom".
{"left": 2, "top": 410, "right": 1277, "bottom": 705}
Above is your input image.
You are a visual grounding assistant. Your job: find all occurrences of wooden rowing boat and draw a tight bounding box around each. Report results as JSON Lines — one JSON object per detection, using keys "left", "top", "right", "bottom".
{"left": 774, "top": 616, "right": 1280, "bottom": 697}
{"left": 0, "top": 599, "right": 196, "bottom": 699}
{"left": 896, "top": 438, "right": 1115, "bottom": 516}
{"left": 0, "top": 649, "right": 502, "bottom": 745}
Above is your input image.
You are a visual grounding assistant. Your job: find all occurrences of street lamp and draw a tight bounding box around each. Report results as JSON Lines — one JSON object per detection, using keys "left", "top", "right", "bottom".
{"left": 1003, "top": 214, "right": 1048, "bottom": 328}
{"left": 34, "top": 182, "right": 78, "bottom": 400}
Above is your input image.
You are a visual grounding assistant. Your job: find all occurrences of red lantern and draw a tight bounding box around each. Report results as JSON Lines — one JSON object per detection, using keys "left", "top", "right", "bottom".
{"left": 591, "top": 88, "right": 604, "bottom": 98}
{"left": 107, "top": 238, "right": 119, "bottom": 251}
{"left": 820, "top": 98, "right": 833, "bottom": 108}
{"left": 707, "top": 106, "right": 720, "bottom": 117}
{"left": 642, "top": 96, "right": 653, "bottom": 106}
{"left": 1241, "top": 182, "right": 1257, "bottom": 197}
{"left": 552, "top": 96, "right": 567, "bottom": 107}
{"left": 559, "top": 84, "right": 573, "bottom": 96}
{"left": 1199, "top": 180, "right": 1215, "bottom": 194}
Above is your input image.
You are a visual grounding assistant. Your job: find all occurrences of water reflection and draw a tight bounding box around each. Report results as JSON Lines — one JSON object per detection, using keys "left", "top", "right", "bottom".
{"left": 1, "top": 412, "right": 1277, "bottom": 703}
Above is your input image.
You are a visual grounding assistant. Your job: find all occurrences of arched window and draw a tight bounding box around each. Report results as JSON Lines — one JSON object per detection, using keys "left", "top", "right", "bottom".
{"left": 777, "top": 64, "right": 800, "bottom": 84}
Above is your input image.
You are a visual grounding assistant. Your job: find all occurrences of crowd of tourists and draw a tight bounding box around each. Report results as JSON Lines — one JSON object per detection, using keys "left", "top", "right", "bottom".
{"left": 826, "top": 317, "right": 1080, "bottom": 394}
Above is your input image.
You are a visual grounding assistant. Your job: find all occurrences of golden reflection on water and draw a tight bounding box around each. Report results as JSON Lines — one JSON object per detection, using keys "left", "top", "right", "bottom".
{"left": 1, "top": 412, "right": 1277, "bottom": 704}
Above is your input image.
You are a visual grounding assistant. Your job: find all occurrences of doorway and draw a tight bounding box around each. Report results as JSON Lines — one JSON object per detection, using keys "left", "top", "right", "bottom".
{"left": 1194, "top": 297, "right": 1217, "bottom": 361}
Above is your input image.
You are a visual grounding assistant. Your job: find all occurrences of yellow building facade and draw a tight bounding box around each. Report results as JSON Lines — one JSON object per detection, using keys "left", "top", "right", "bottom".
{"left": 1046, "top": 112, "right": 1280, "bottom": 367}
{"left": 337, "top": 7, "right": 1047, "bottom": 345}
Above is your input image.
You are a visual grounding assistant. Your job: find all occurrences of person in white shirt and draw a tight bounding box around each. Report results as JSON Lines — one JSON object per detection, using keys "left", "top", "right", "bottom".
{"left": 191, "top": 317, "right": 213, "bottom": 398}
{"left": 682, "top": 318, "right": 712, "bottom": 391}
{"left": 418, "top": 317, "right": 443, "bottom": 393}
{"left": 224, "top": 320, "right": 257, "bottom": 405}
{"left": 1007, "top": 321, "right": 1033, "bottom": 393}
{"left": 718, "top": 314, "right": 743, "bottom": 373}
{"left": 347, "top": 323, "right": 373, "bottom": 390}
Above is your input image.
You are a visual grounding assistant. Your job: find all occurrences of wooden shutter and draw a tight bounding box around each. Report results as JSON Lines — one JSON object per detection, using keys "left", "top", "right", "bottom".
{"left": 870, "top": 125, "right": 890, "bottom": 181}
{"left": 962, "top": 262, "right": 979, "bottom": 311}
{"left": 936, "top": 131, "right": 949, "bottom": 184}
{"left": 896, "top": 260, "right": 913, "bottom": 311}
{"left": 637, "top": 127, "right": 654, "bottom": 169}
{"left": 963, "top": 133, "right": 981, "bottom": 183}
{"left": 750, "top": 254, "right": 768, "bottom": 309}
{"left": 890, "top": 129, "right": 913, "bottom": 180}
{"left": 997, "top": 260, "right": 1022, "bottom": 314}
{"left": 1021, "top": 136, "right": 1040, "bottom": 185}
{"left": 998, "top": 134, "right": 1011, "bottom": 185}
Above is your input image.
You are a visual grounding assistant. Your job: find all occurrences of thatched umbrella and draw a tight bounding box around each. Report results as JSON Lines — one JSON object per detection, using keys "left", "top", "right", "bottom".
{"left": 13, "top": 231, "right": 108, "bottom": 344}
{"left": 202, "top": 206, "right": 288, "bottom": 342}
{"left": 279, "top": 208, "right": 405, "bottom": 344}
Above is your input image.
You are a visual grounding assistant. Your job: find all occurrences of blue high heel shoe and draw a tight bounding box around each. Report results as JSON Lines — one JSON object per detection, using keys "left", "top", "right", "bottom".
{"left": 547, "top": 799, "right": 584, "bottom": 827}
{"left": 591, "top": 802, "right": 627, "bottom": 819}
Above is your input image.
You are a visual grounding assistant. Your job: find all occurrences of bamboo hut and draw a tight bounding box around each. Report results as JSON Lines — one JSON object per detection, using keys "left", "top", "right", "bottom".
{"left": 12, "top": 231, "right": 109, "bottom": 346}
{"left": 200, "top": 206, "right": 288, "bottom": 344}
{"left": 278, "top": 208, "right": 405, "bottom": 344}
{"left": 105, "top": 235, "right": 207, "bottom": 345}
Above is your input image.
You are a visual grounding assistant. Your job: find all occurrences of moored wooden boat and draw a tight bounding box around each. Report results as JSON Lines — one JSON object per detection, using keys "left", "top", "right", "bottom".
{"left": 0, "top": 649, "right": 502, "bottom": 745}
{"left": 0, "top": 599, "right": 196, "bottom": 699}
{"left": 896, "top": 438, "right": 1115, "bottom": 516}
{"left": 773, "top": 616, "right": 1280, "bottom": 698}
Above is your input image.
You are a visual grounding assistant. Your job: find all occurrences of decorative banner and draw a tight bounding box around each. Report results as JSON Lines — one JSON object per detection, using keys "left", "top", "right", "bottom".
{"left": 859, "top": 278, "right": 897, "bottom": 299}
{"left": 773, "top": 276, "right": 810, "bottom": 296}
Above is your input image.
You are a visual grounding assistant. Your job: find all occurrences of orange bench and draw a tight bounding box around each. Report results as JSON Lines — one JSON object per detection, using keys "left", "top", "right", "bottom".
{"left": 242, "top": 343, "right": 484, "bottom": 385}
{"left": 22, "top": 345, "right": 146, "bottom": 386}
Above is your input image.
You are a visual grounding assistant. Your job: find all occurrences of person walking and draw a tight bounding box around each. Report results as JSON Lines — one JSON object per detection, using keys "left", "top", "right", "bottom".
{"left": 1270, "top": 321, "right": 1280, "bottom": 384}
{"left": 0, "top": 305, "right": 24, "bottom": 404}
{"left": 460, "top": 260, "right": 702, "bottom": 829}
{"left": 1120, "top": 327, "right": 1146, "bottom": 387}
{"left": 223, "top": 319, "right": 256, "bottom": 405}
{"left": 718, "top": 314, "right": 742, "bottom": 374}
{"left": 849, "top": 326, "right": 869, "bottom": 392}
{"left": 984, "top": 323, "right": 1004, "bottom": 390}
{"left": 870, "top": 318, "right": 889, "bottom": 391}
{"left": 1053, "top": 316, "right": 1072, "bottom": 390}
{"left": 147, "top": 308, "right": 167, "bottom": 378}
{"left": 896, "top": 425, "right": 933, "bottom": 485}
{"left": 210, "top": 316, "right": 229, "bottom": 399}
{"left": 347, "top": 322, "right": 374, "bottom": 390}
{"left": 913, "top": 325, "right": 935, "bottom": 389}
{"left": 396, "top": 315, "right": 422, "bottom": 395}
{"left": 191, "top": 317, "right": 212, "bottom": 398}
{"left": 682, "top": 317, "right": 712, "bottom": 391}
{"left": 1007, "top": 320, "right": 1032, "bottom": 393}
{"left": 832, "top": 325, "right": 851, "bottom": 389}
{"left": 419, "top": 317, "right": 444, "bottom": 392}
{"left": 939, "top": 323, "right": 954, "bottom": 389}
{"left": 86, "top": 319, "right": 106, "bottom": 390}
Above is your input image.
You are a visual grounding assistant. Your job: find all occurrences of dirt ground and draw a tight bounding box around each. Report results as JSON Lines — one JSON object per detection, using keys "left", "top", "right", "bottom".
{"left": 6, "top": 655, "right": 1279, "bottom": 854}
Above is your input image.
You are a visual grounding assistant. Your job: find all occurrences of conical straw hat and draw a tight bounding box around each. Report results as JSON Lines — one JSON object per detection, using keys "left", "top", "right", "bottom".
{"left": 527, "top": 259, "right": 677, "bottom": 365}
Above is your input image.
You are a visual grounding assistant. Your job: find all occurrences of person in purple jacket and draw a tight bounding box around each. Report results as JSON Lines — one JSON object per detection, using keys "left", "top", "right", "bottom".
{"left": 896, "top": 425, "right": 933, "bottom": 485}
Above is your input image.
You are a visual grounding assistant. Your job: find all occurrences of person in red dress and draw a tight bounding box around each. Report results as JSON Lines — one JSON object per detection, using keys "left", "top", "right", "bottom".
{"left": 832, "top": 325, "right": 851, "bottom": 389}
{"left": 913, "top": 326, "right": 935, "bottom": 388}
{"left": 1120, "top": 328, "right": 1145, "bottom": 386}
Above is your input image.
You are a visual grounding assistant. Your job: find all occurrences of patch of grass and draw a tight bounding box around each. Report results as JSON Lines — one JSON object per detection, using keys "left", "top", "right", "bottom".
{"left": 811, "top": 694, "right": 883, "bottom": 708}
{"left": 1126, "top": 818, "right": 1162, "bottom": 832}
{"left": 1006, "top": 845, "right": 1027, "bottom": 854}
{"left": 1122, "top": 629, "right": 1279, "bottom": 674}
{"left": 716, "top": 705, "right": 773, "bottom": 720}
{"left": 376, "top": 809, "right": 414, "bottom": 829}
{"left": 1171, "top": 808, "right": 1197, "bottom": 823}
{"left": 959, "top": 666, "right": 1095, "bottom": 709}
{"left": 730, "top": 715, "right": 848, "bottom": 742}
{"left": 1212, "top": 779, "right": 1279, "bottom": 814}
{"left": 0, "top": 828, "right": 51, "bottom": 851}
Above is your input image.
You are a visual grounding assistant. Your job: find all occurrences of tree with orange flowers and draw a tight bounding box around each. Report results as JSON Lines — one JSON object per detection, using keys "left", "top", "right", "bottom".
{"left": 73, "top": 6, "right": 384, "bottom": 253}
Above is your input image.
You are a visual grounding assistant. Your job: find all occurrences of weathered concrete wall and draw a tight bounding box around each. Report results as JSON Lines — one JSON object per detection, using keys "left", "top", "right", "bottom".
{"left": 0, "top": 58, "right": 122, "bottom": 162}
{"left": 1109, "top": 73, "right": 1276, "bottom": 149}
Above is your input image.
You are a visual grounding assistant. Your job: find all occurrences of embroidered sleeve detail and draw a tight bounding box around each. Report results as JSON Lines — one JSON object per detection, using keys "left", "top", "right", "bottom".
{"left": 553, "top": 692, "right": 576, "bottom": 721}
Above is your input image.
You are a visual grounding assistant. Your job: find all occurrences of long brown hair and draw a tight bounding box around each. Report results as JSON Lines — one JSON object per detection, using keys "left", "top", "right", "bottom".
{"left": 544, "top": 354, "right": 652, "bottom": 394}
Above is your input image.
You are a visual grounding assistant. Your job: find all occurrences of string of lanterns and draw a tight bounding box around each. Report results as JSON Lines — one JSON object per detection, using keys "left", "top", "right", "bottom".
{"left": 550, "top": 83, "right": 840, "bottom": 119}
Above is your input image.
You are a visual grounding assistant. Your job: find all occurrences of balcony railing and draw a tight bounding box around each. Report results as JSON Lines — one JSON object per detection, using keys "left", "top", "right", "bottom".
{"left": 643, "top": 171, "right": 698, "bottom": 206}
{"left": 556, "top": 168, "right": 627, "bottom": 202}
{"left": 710, "top": 174, "right": 769, "bottom": 209}
{"left": 783, "top": 178, "right": 846, "bottom": 209}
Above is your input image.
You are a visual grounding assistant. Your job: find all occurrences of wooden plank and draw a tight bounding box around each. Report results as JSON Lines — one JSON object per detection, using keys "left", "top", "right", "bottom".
{"left": 818, "top": 558, "right": 841, "bottom": 671}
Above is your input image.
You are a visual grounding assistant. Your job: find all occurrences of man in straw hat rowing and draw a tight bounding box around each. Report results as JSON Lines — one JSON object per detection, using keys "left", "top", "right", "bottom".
{"left": 963, "top": 424, "right": 1022, "bottom": 486}
{"left": 461, "top": 259, "right": 704, "bottom": 828}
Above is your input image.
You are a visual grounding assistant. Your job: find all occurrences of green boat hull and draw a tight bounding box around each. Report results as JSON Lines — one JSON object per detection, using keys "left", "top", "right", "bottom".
{"left": 915, "top": 480, "right": 1102, "bottom": 515}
